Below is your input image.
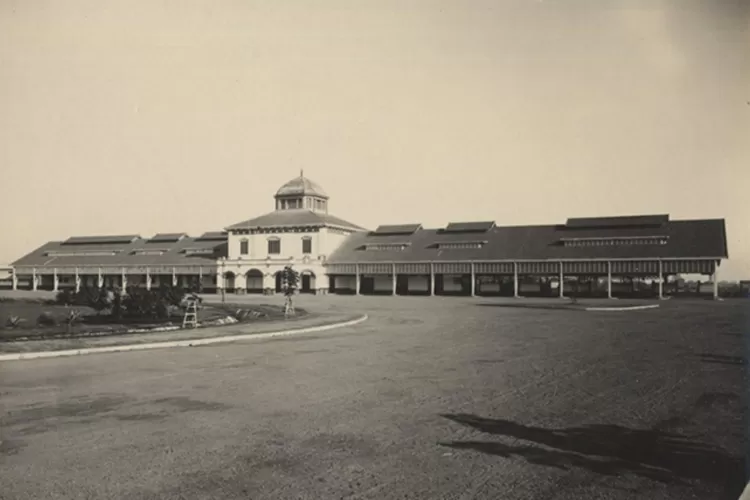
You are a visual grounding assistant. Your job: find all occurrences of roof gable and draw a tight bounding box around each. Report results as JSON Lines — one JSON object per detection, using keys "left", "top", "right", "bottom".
{"left": 226, "top": 210, "right": 364, "bottom": 232}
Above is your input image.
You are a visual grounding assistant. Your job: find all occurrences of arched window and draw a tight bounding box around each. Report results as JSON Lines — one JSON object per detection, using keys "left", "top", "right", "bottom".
{"left": 268, "top": 237, "right": 281, "bottom": 255}
{"left": 302, "top": 236, "right": 312, "bottom": 255}
{"left": 240, "top": 238, "right": 249, "bottom": 255}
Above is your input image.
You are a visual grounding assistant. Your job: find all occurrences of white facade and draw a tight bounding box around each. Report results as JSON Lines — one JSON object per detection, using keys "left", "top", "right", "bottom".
{"left": 218, "top": 174, "right": 362, "bottom": 294}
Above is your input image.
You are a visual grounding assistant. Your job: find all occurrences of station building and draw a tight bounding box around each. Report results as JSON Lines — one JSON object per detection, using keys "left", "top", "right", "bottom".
{"left": 10, "top": 173, "right": 729, "bottom": 299}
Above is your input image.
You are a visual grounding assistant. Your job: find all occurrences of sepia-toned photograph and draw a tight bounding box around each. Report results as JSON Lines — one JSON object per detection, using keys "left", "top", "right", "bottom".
{"left": 1, "top": 1, "right": 748, "bottom": 498}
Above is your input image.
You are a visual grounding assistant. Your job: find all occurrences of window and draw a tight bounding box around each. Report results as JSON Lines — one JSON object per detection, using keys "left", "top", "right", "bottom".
{"left": 561, "top": 236, "right": 668, "bottom": 247}
{"left": 302, "top": 237, "right": 312, "bottom": 254}
{"left": 363, "top": 243, "right": 411, "bottom": 251}
{"left": 268, "top": 238, "right": 281, "bottom": 255}
{"left": 240, "top": 239, "right": 249, "bottom": 255}
{"left": 436, "top": 241, "right": 486, "bottom": 250}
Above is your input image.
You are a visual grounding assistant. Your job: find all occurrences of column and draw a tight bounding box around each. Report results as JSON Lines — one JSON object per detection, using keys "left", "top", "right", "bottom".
{"left": 392, "top": 263, "right": 397, "bottom": 295}
{"left": 32, "top": 268, "right": 37, "bottom": 291}
{"left": 121, "top": 268, "right": 128, "bottom": 290}
{"left": 657, "top": 260, "right": 663, "bottom": 299}
{"left": 513, "top": 262, "right": 520, "bottom": 298}
{"left": 11, "top": 268, "right": 17, "bottom": 291}
{"left": 145, "top": 267, "right": 152, "bottom": 291}
{"left": 74, "top": 268, "right": 81, "bottom": 293}
{"left": 470, "top": 262, "right": 476, "bottom": 297}
{"left": 53, "top": 268, "right": 59, "bottom": 292}
{"left": 198, "top": 266, "right": 203, "bottom": 292}
{"left": 429, "top": 263, "right": 435, "bottom": 296}
{"left": 355, "top": 264, "right": 360, "bottom": 295}
{"left": 607, "top": 261, "right": 613, "bottom": 299}
{"left": 97, "top": 268, "right": 103, "bottom": 288}
{"left": 559, "top": 262, "right": 564, "bottom": 298}
{"left": 217, "top": 268, "right": 225, "bottom": 292}
{"left": 713, "top": 262, "right": 719, "bottom": 300}
{"left": 172, "top": 267, "right": 177, "bottom": 287}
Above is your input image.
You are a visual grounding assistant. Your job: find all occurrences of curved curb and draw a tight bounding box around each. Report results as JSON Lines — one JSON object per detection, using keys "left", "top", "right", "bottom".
{"left": 584, "top": 305, "right": 660, "bottom": 312}
{"left": 0, "top": 314, "right": 369, "bottom": 362}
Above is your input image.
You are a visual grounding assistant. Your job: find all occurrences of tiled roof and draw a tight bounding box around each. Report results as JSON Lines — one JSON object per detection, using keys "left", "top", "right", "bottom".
{"left": 12, "top": 234, "right": 227, "bottom": 269}
{"left": 327, "top": 217, "right": 728, "bottom": 263}
{"left": 226, "top": 209, "right": 366, "bottom": 231}
{"left": 275, "top": 174, "right": 329, "bottom": 199}
{"left": 197, "top": 231, "right": 228, "bottom": 241}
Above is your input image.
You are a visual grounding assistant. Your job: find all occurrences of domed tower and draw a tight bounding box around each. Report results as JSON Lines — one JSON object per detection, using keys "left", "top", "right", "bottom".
{"left": 274, "top": 170, "right": 329, "bottom": 213}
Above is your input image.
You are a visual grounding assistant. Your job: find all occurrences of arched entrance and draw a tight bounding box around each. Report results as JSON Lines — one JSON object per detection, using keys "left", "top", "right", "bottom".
{"left": 223, "top": 271, "right": 236, "bottom": 292}
{"left": 245, "top": 269, "right": 263, "bottom": 294}
{"left": 300, "top": 270, "right": 316, "bottom": 294}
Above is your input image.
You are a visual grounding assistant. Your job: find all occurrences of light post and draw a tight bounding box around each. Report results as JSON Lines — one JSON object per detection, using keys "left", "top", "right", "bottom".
{"left": 220, "top": 259, "right": 226, "bottom": 306}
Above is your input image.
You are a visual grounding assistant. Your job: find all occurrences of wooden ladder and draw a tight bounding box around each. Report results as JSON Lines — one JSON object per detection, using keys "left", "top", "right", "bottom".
{"left": 182, "top": 298, "right": 198, "bottom": 329}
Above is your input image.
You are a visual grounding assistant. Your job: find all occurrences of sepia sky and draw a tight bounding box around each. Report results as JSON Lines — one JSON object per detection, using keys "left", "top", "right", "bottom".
{"left": 1, "top": 0, "right": 748, "bottom": 278}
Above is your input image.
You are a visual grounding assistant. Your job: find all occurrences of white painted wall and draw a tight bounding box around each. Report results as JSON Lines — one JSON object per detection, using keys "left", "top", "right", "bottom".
{"left": 320, "top": 228, "right": 357, "bottom": 258}
{"left": 226, "top": 227, "right": 360, "bottom": 263}
{"left": 227, "top": 230, "right": 321, "bottom": 260}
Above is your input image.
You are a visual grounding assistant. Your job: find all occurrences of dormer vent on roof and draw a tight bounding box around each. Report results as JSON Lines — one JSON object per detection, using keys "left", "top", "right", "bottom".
{"left": 372, "top": 224, "right": 422, "bottom": 235}
{"left": 62, "top": 235, "right": 141, "bottom": 245}
{"left": 148, "top": 233, "right": 187, "bottom": 243}
{"left": 441, "top": 221, "right": 495, "bottom": 233}
{"left": 564, "top": 214, "right": 669, "bottom": 229}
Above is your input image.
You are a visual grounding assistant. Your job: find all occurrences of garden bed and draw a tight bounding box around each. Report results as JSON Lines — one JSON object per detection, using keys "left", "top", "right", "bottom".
{"left": 0, "top": 297, "right": 304, "bottom": 343}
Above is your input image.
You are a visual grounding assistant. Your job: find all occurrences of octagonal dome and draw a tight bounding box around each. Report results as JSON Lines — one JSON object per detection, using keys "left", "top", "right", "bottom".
{"left": 275, "top": 172, "right": 329, "bottom": 199}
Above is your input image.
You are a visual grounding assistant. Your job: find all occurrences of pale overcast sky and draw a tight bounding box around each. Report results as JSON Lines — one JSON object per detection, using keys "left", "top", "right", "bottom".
{"left": 1, "top": 0, "right": 748, "bottom": 278}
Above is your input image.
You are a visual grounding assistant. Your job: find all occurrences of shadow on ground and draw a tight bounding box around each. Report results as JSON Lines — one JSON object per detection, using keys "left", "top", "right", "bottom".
{"left": 475, "top": 303, "right": 584, "bottom": 312}
{"left": 439, "top": 413, "right": 745, "bottom": 498}
{"left": 696, "top": 353, "right": 746, "bottom": 366}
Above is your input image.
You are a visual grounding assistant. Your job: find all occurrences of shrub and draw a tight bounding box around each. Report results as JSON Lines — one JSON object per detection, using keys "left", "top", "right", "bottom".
{"left": 5, "top": 315, "right": 24, "bottom": 328}
{"left": 111, "top": 291, "right": 123, "bottom": 321}
{"left": 119, "top": 286, "right": 187, "bottom": 322}
{"left": 37, "top": 312, "right": 57, "bottom": 326}
{"left": 155, "top": 302, "right": 170, "bottom": 321}
{"left": 122, "top": 287, "right": 156, "bottom": 319}
{"left": 55, "top": 290, "right": 76, "bottom": 306}
{"left": 158, "top": 284, "right": 186, "bottom": 308}
{"left": 76, "top": 286, "right": 112, "bottom": 315}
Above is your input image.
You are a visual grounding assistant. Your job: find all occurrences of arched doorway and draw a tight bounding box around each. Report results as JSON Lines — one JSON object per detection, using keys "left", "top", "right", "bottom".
{"left": 245, "top": 269, "right": 263, "bottom": 294}
{"left": 224, "top": 271, "right": 236, "bottom": 292}
{"left": 300, "top": 270, "right": 316, "bottom": 293}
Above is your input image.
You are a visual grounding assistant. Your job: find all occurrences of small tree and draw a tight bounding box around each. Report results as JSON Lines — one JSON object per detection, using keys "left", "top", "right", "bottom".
{"left": 281, "top": 266, "right": 300, "bottom": 318}
{"left": 81, "top": 286, "right": 111, "bottom": 316}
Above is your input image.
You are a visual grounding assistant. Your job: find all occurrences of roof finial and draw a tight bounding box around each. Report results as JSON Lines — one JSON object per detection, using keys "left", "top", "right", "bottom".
{"left": 300, "top": 169, "right": 304, "bottom": 178}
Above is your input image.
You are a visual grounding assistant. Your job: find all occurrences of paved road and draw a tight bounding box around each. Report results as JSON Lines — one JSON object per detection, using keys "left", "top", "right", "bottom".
{"left": 1, "top": 296, "right": 747, "bottom": 499}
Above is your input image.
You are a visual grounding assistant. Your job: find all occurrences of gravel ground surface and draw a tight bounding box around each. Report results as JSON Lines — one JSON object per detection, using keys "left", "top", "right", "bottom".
{"left": 0, "top": 294, "right": 747, "bottom": 500}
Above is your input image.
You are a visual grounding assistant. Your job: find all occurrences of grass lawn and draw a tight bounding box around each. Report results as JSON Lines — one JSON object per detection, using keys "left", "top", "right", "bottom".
{"left": 0, "top": 298, "right": 300, "bottom": 342}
